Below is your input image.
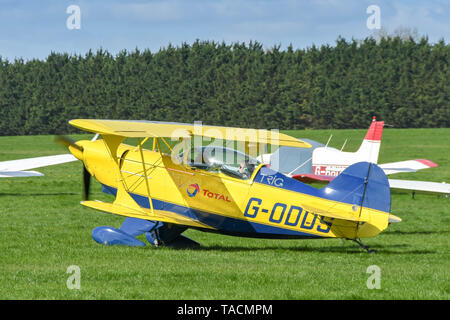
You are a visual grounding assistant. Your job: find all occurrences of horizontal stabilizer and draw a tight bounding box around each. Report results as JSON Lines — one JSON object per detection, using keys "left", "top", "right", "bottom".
{"left": 389, "top": 214, "right": 402, "bottom": 223}
{"left": 301, "top": 203, "right": 369, "bottom": 222}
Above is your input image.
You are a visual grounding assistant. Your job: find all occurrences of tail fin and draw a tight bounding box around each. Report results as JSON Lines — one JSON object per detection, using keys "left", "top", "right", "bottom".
{"left": 321, "top": 161, "right": 391, "bottom": 213}
{"left": 356, "top": 117, "right": 384, "bottom": 163}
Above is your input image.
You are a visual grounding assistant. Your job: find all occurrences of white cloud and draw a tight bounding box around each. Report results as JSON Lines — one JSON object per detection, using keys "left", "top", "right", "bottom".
{"left": 383, "top": 2, "right": 450, "bottom": 40}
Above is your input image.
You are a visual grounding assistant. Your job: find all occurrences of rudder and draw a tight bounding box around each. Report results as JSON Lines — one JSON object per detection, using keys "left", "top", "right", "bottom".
{"left": 320, "top": 161, "right": 391, "bottom": 214}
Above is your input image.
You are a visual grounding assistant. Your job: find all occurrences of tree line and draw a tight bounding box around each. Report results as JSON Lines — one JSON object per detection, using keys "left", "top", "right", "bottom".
{"left": 0, "top": 36, "right": 448, "bottom": 136}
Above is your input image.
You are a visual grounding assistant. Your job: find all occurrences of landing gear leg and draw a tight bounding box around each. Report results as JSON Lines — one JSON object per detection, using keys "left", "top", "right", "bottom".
{"left": 352, "top": 238, "right": 377, "bottom": 254}
{"left": 145, "top": 223, "right": 200, "bottom": 249}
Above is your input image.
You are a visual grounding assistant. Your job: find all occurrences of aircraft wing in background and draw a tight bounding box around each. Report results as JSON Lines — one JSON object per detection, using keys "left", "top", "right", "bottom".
{"left": 292, "top": 158, "right": 439, "bottom": 183}
{"left": 0, "top": 154, "right": 77, "bottom": 178}
{"left": 290, "top": 173, "right": 449, "bottom": 196}
{"left": 388, "top": 179, "right": 450, "bottom": 196}
{"left": 0, "top": 170, "right": 44, "bottom": 178}
{"left": 379, "top": 159, "right": 438, "bottom": 175}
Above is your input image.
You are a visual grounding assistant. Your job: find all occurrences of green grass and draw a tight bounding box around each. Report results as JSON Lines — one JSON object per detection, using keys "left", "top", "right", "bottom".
{"left": 0, "top": 129, "right": 449, "bottom": 299}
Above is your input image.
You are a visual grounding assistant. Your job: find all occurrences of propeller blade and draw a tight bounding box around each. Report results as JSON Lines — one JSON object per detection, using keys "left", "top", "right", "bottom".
{"left": 83, "top": 165, "right": 91, "bottom": 200}
{"left": 54, "top": 135, "right": 83, "bottom": 151}
{"left": 55, "top": 135, "right": 90, "bottom": 199}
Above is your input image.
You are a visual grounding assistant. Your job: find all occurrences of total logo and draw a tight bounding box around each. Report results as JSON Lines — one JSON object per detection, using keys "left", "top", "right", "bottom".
{"left": 186, "top": 183, "right": 231, "bottom": 202}
{"left": 186, "top": 183, "right": 200, "bottom": 197}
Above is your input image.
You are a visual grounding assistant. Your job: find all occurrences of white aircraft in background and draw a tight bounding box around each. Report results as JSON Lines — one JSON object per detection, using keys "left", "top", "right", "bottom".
{"left": 0, "top": 134, "right": 98, "bottom": 178}
{"left": 258, "top": 118, "right": 449, "bottom": 196}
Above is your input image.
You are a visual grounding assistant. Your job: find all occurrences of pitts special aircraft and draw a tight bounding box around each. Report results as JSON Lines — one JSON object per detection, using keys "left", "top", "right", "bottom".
{"left": 57, "top": 119, "right": 401, "bottom": 253}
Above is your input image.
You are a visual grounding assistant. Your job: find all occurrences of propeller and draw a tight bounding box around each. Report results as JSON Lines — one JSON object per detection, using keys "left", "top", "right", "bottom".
{"left": 83, "top": 165, "right": 91, "bottom": 200}
{"left": 54, "top": 135, "right": 91, "bottom": 200}
{"left": 54, "top": 135, "right": 83, "bottom": 152}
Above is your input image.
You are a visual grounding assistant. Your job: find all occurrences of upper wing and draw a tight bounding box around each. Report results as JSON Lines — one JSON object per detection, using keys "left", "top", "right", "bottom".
{"left": 69, "top": 119, "right": 311, "bottom": 148}
{"left": 388, "top": 179, "right": 450, "bottom": 195}
{"left": 379, "top": 159, "right": 438, "bottom": 175}
{"left": 0, "top": 154, "right": 77, "bottom": 175}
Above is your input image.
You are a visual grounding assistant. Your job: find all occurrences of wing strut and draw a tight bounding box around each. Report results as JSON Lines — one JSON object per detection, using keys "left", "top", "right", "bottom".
{"left": 137, "top": 138, "right": 155, "bottom": 215}
{"left": 100, "top": 134, "right": 150, "bottom": 214}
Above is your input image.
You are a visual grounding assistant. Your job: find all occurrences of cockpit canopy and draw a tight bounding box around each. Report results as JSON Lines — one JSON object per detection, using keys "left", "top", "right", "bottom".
{"left": 179, "top": 146, "right": 261, "bottom": 180}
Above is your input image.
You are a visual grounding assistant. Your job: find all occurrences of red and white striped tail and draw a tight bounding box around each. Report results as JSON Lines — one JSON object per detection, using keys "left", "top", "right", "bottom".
{"left": 364, "top": 116, "right": 384, "bottom": 142}
{"left": 356, "top": 117, "right": 384, "bottom": 163}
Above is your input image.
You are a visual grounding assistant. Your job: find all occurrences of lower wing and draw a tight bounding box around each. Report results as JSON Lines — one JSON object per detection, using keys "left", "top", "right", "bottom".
{"left": 81, "top": 200, "right": 215, "bottom": 230}
{"left": 388, "top": 179, "right": 450, "bottom": 195}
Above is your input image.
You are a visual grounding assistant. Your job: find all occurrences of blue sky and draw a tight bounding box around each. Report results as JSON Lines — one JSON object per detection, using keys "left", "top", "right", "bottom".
{"left": 0, "top": 0, "right": 448, "bottom": 61}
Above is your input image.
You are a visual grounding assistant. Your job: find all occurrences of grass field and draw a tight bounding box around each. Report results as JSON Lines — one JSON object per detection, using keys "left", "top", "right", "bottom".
{"left": 0, "top": 128, "right": 449, "bottom": 300}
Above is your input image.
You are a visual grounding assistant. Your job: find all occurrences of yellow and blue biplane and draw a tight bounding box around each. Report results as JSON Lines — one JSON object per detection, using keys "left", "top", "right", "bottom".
{"left": 58, "top": 119, "right": 401, "bottom": 253}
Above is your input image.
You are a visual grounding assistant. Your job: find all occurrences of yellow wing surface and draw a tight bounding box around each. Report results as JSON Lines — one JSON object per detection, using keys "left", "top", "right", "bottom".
{"left": 69, "top": 119, "right": 312, "bottom": 148}
{"left": 81, "top": 200, "right": 214, "bottom": 229}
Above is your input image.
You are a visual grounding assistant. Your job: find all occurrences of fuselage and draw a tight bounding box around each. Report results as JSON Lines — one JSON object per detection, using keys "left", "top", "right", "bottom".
{"left": 74, "top": 139, "right": 390, "bottom": 240}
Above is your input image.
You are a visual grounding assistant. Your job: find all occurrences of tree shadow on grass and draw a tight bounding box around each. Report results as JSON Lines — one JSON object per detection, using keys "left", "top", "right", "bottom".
{"left": 384, "top": 230, "right": 450, "bottom": 236}
{"left": 0, "top": 192, "right": 78, "bottom": 196}
{"left": 186, "top": 242, "right": 436, "bottom": 255}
